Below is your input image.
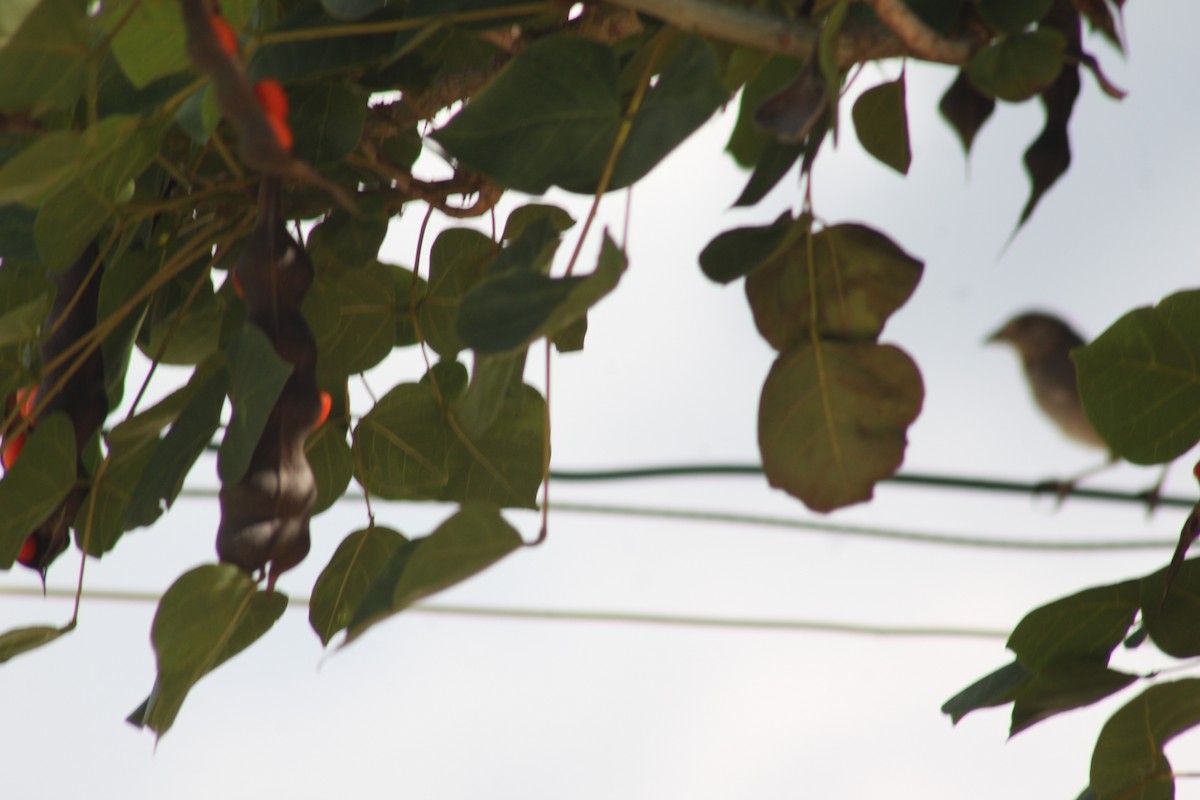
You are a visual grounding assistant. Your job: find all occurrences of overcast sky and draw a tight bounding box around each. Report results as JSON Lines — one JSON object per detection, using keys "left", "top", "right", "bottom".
{"left": 4, "top": 4, "right": 1200, "bottom": 798}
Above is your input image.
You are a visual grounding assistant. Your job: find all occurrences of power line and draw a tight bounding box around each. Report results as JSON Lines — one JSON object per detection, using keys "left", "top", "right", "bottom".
{"left": 549, "top": 464, "right": 1197, "bottom": 509}
{"left": 0, "top": 585, "right": 1008, "bottom": 640}
{"left": 169, "top": 489, "right": 1179, "bottom": 552}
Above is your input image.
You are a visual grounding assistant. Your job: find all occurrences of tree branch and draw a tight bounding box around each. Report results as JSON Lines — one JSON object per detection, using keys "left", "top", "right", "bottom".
{"left": 859, "top": 0, "right": 971, "bottom": 63}
{"left": 605, "top": 0, "right": 978, "bottom": 66}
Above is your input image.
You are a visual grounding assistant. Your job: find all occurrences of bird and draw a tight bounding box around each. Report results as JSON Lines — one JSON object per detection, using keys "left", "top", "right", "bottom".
{"left": 987, "top": 310, "right": 1107, "bottom": 451}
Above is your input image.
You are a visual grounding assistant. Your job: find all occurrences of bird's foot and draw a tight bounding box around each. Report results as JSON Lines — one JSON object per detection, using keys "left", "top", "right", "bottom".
{"left": 1033, "top": 479, "right": 1076, "bottom": 507}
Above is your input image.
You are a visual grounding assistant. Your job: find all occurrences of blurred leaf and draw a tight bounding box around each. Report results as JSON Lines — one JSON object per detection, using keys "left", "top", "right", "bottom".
{"left": 942, "top": 660, "right": 1030, "bottom": 724}
{"left": 1019, "top": 64, "right": 1079, "bottom": 227}
{"left": 435, "top": 35, "right": 725, "bottom": 194}
{"left": 1010, "top": 663, "right": 1136, "bottom": 736}
{"left": 456, "top": 350, "right": 528, "bottom": 439}
{"left": 1007, "top": 581, "right": 1140, "bottom": 671}
{"left": 346, "top": 504, "right": 522, "bottom": 642}
{"left": 1087, "top": 680, "right": 1200, "bottom": 800}
{"left": 745, "top": 222, "right": 923, "bottom": 349}
{"left": 1074, "top": 290, "right": 1200, "bottom": 464}
{"left": 0, "top": 624, "right": 69, "bottom": 663}
{"left": 552, "top": 315, "right": 587, "bottom": 353}
{"left": 758, "top": 342, "right": 923, "bottom": 512}
{"left": 307, "top": 203, "right": 390, "bottom": 274}
{"left": 852, "top": 77, "right": 911, "bottom": 175}
{"left": 502, "top": 204, "right": 576, "bottom": 242}
{"left": 305, "top": 419, "right": 353, "bottom": 515}
{"left": 289, "top": 82, "right": 369, "bottom": 165}
{"left": 938, "top": 70, "right": 995, "bottom": 155}
{"left": 128, "top": 564, "right": 287, "bottom": 738}
{"left": 0, "top": 0, "right": 88, "bottom": 116}
{"left": 442, "top": 382, "right": 546, "bottom": 508}
{"left": 699, "top": 212, "right": 793, "bottom": 284}
{"left": 977, "top": 0, "right": 1054, "bottom": 34}
{"left": 309, "top": 525, "right": 407, "bottom": 645}
{"left": 76, "top": 434, "right": 157, "bottom": 556}
{"left": 753, "top": 63, "right": 828, "bottom": 146}
{"left": 106, "top": 0, "right": 255, "bottom": 88}
{"left": 0, "top": 413, "right": 75, "bottom": 567}
{"left": 726, "top": 56, "right": 803, "bottom": 167}
{"left": 732, "top": 139, "right": 805, "bottom": 208}
{"left": 353, "top": 380, "right": 450, "bottom": 499}
{"left": 905, "top": 0, "right": 966, "bottom": 31}
{"left": 218, "top": 324, "right": 293, "bottom": 484}
{"left": 418, "top": 228, "right": 494, "bottom": 358}
{"left": 1142, "top": 558, "right": 1200, "bottom": 658}
{"left": 967, "top": 30, "right": 1065, "bottom": 102}
{"left": 457, "top": 232, "right": 627, "bottom": 355}
{"left": 97, "top": 247, "right": 157, "bottom": 409}
{"left": 122, "top": 359, "right": 228, "bottom": 530}
{"left": 248, "top": 4, "right": 402, "bottom": 84}
{"left": 305, "top": 259, "right": 397, "bottom": 383}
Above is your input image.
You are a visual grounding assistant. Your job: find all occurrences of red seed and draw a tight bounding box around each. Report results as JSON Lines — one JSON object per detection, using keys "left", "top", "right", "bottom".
{"left": 230, "top": 265, "right": 244, "bottom": 299}
{"left": 254, "top": 79, "right": 289, "bottom": 120}
{"left": 1, "top": 433, "right": 24, "bottom": 471}
{"left": 315, "top": 391, "right": 332, "bottom": 428}
{"left": 210, "top": 14, "right": 239, "bottom": 56}
{"left": 15, "top": 386, "right": 36, "bottom": 420}
{"left": 17, "top": 535, "right": 36, "bottom": 566}
{"left": 267, "top": 115, "right": 293, "bottom": 152}
{"left": 1193, "top": 459, "right": 1200, "bottom": 481}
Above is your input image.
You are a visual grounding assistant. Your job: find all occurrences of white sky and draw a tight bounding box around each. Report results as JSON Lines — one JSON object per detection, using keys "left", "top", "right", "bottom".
{"left": 4, "top": 4, "right": 1200, "bottom": 798}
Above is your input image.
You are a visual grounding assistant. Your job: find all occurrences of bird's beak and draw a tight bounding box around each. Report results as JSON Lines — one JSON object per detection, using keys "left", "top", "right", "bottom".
{"left": 985, "top": 321, "right": 1012, "bottom": 345}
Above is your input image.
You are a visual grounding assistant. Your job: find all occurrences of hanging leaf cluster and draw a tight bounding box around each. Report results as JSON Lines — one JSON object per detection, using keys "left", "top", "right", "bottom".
{"left": 0, "top": 0, "right": 1167, "bottom": 782}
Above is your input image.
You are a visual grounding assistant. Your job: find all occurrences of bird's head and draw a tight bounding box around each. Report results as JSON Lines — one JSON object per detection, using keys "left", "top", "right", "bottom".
{"left": 987, "top": 311, "right": 1086, "bottom": 361}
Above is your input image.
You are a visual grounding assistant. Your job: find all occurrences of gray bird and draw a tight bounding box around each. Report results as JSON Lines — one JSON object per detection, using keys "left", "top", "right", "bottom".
{"left": 987, "top": 311, "right": 1106, "bottom": 450}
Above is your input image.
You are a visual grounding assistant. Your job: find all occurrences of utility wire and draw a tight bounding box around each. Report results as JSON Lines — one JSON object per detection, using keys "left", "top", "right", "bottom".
{"left": 0, "top": 585, "right": 1008, "bottom": 640}
{"left": 166, "top": 488, "right": 1179, "bottom": 553}
{"left": 549, "top": 464, "right": 1197, "bottom": 509}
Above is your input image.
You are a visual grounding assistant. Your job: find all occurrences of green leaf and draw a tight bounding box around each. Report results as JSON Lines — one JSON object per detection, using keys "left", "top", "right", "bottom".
{"left": 352, "top": 380, "right": 450, "bottom": 499}
{"left": 977, "top": 0, "right": 1054, "bottom": 34}
{"left": 1007, "top": 581, "right": 1140, "bottom": 671}
{"left": 442, "top": 382, "right": 546, "bottom": 508}
{"left": 97, "top": 246, "right": 158, "bottom": 409}
{"left": 501, "top": 204, "right": 576, "bottom": 242}
{"left": 0, "top": 293, "right": 51, "bottom": 346}
{"left": 305, "top": 420, "right": 353, "bottom": 515}
{"left": 967, "top": 29, "right": 1065, "bottom": 103}
{"left": 456, "top": 350, "right": 528, "bottom": 439}
{"left": 128, "top": 564, "right": 287, "bottom": 738}
{"left": 457, "top": 232, "right": 627, "bottom": 355}
{"left": 745, "top": 222, "right": 923, "bottom": 349}
{"left": 418, "top": 228, "right": 495, "bottom": 358}
{"left": 289, "top": 82, "right": 369, "bottom": 165}
{"left": 0, "top": 131, "right": 88, "bottom": 206}
{"left": 105, "top": 0, "right": 189, "bottom": 89}
{"left": 942, "top": 660, "right": 1031, "bottom": 724}
{"left": 248, "top": 4, "right": 402, "bottom": 84}
{"left": 1074, "top": 290, "right": 1200, "bottom": 465}
{"left": 309, "top": 525, "right": 408, "bottom": 646}
{"left": 726, "top": 56, "right": 803, "bottom": 167}
{"left": 0, "top": 0, "right": 89, "bottom": 116}
{"left": 732, "top": 139, "right": 805, "bottom": 208}
{"left": 76, "top": 434, "right": 157, "bottom": 556}
{"left": 346, "top": 504, "right": 522, "bottom": 642}
{"left": 552, "top": 315, "right": 587, "bottom": 353}
{"left": 1141, "top": 558, "right": 1200, "bottom": 658}
{"left": 435, "top": 35, "right": 725, "bottom": 194}
{"left": 852, "top": 77, "right": 911, "bottom": 175}
{"left": 218, "top": 324, "right": 294, "bottom": 485}
{"left": 938, "top": 70, "right": 995, "bottom": 155}
{"left": 0, "top": 624, "right": 69, "bottom": 663}
{"left": 123, "top": 359, "right": 228, "bottom": 530}
{"left": 0, "top": 413, "right": 76, "bottom": 567}
{"left": 1018, "top": 64, "right": 1079, "bottom": 227}
{"left": 307, "top": 203, "right": 390, "bottom": 275}
{"left": 1010, "top": 663, "right": 1137, "bottom": 736}
{"left": 699, "top": 212, "right": 792, "bottom": 284}
{"left": 0, "top": 0, "right": 40, "bottom": 49}
{"left": 1088, "top": 680, "right": 1200, "bottom": 800}
{"left": 305, "top": 259, "right": 398, "bottom": 383}
{"left": 758, "top": 342, "right": 923, "bottom": 512}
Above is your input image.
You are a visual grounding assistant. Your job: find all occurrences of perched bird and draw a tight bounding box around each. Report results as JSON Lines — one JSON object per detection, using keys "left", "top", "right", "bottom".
{"left": 987, "top": 311, "right": 1106, "bottom": 450}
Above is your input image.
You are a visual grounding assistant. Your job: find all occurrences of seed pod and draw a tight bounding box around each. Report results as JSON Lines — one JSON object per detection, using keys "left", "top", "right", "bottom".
{"left": 217, "top": 178, "right": 322, "bottom": 590}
